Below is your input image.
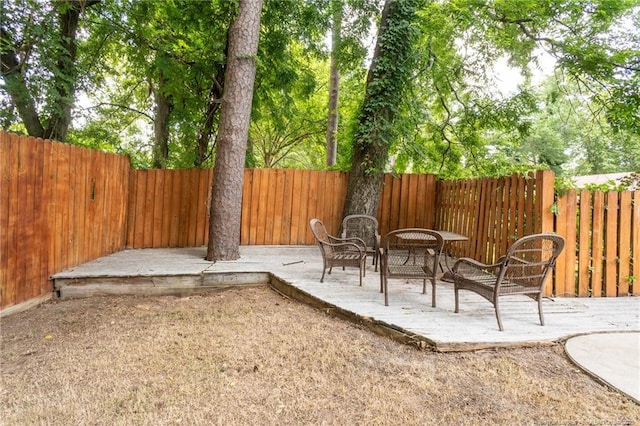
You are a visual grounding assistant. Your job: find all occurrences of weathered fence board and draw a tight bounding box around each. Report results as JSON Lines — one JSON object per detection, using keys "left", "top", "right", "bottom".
{"left": 592, "top": 191, "right": 605, "bottom": 297}
{"left": 554, "top": 194, "right": 568, "bottom": 297}
{"left": 633, "top": 191, "right": 640, "bottom": 294}
{"left": 578, "top": 191, "right": 590, "bottom": 296}
{"left": 605, "top": 191, "right": 618, "bottom": 297}
{"left": 618, "top": 191, "right": 632, "bottom": 296}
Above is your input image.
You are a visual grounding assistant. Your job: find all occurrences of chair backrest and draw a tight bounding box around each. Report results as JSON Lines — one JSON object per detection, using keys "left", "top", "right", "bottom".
{"left": 310, "top": 218, "right": 334, "bottom": 259}
{"left": 342, "top": 215, "right": 379, "bottom": 250}
{"left": 381, "top": 228, "right": 444, "bottom": 275}
{"left": 498, "top": 233, "right": 565, "bottom": 290}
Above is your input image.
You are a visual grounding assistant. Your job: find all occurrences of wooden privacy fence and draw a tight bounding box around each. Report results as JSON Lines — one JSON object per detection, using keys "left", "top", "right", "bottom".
{"left": 437, "top": 175, "right": 639, "bottom": 297}
{"left": 434, "top": 171, "right": 559, "bottom": 296}
{"left": 435, "top": 172, "right": 554, "bottom": 264}
{"left": 1, "top": 133, "right": 438, "bottom": 310}
{"left": 126, "top": 168, "right": 437, "bottom": 248}
{"left": 1, "top": 132, "right": 638, "bottom": 311}
{"left": 554, "top": 190, "right": 640, "bottom": 297}
{"left": 1, "top": 132, "right": 130, "bottom": 310}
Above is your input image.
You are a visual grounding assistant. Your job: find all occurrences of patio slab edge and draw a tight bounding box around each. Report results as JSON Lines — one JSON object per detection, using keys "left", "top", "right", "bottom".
{"left": 269, "top": 275, "right": 559, "bottom": 353}
{"left": 52, "top": 271, "right": 271, "bottom": 299}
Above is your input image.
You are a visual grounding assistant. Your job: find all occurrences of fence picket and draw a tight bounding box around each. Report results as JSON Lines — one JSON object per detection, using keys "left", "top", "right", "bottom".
{"left": 605, "top": 192, "right": 619, "bottom": 296}
{"left": 279, "top": 169, "right": 292, "bottom": 245}
{"left": 591, "top": 192, "right": 605, "bottom": 297}
{"left": 289, "top": 170, "right": 303, "bottom": 244}
{"left": 4, "top": 135, "right": 19, "bottom": 306}
{"left": 554, "top": 194, "right": 568, "bottom": 296}
{"left": 298, "top": 170, "right": 311, "bottom": 244}
{"left": 578, "top": 190, "right": 592, "bottom": 296}
{"left": 563, "top": 190, "right": 578, "bottom": 297}
{"left": 40, "top": 140, "right": 54, "bottom": 294}
{"left": 632, "top": 191, "right": 640, "bottom": 295}
{"left": 618, "top": 191, "right": 632, "bottom": 296}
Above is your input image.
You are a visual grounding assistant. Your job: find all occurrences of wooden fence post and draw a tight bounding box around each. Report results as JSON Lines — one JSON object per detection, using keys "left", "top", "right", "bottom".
{"left": 536, "top": 170, "right": 556, "bottom": 295}
{"left": 536, "top": 170, "right": 555, "bottom": 234}
{"left": 632, "top": 191, "right": 640, "bottom": 295}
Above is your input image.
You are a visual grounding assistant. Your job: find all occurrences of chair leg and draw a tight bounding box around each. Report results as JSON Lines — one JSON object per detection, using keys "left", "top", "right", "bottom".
{"left": 383, "top": 277, "right": 389, "bottom": 306}
{"left": 537, "top": 295, "right": 545, "bottom": 326}
{"left": 320, "top": 266, "right": 326, "bottom": 283}
{"left": 359, "top": 264, "right": 363, "bottom": 286}
{"left": 454, "top": 286, "right": 459, "bottom": 313}
{"left": 431, "top": 278, "right": 436, "bottom": 308}
{"left": 422, "top": 279, "right": 427, "bottom": 294}
{"left": 494, "top": 299, "right": 504, "bottom": 331}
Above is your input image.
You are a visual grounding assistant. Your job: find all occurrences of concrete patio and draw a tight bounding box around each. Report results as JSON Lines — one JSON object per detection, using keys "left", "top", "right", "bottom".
{"left": 52, "top": 245, "right": 640, "bottom": 353}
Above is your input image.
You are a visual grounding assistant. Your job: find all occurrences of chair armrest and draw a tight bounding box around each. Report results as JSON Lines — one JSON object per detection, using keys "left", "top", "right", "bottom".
{"left": 328, "top": 235, "right": 366, "bottom": 248}
{"left": 323, "top": 240, "right": 365, "bottom": 255}
{"left": 452, "top": 257, "right": 502, "bottom": 274}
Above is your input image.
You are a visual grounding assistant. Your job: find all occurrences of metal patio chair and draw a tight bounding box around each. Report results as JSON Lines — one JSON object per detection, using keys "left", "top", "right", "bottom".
{"left": 310, "top": 218, "right": 367, "bottom": 286}
{"left": 379, "top": 228, "right": 444, "bottom": 307}
{"left": 342, "top": 214, "right": 381, "bottom": 271}
{"left": 451, "top": 233, "right": 565, "bottom": 331}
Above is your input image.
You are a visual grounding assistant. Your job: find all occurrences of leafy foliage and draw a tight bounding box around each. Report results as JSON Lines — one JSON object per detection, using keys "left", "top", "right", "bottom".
{"left": 374, "top": 0, "right": 639, "bottom": 179}
{"left": 350, "top": 0, "right": 424, "bottom": 174}
{"left": 1, "top": 0, "right": 100, "bottom": 140}
{"left": 1, "top": 0, "right": 637, "bottom": 181}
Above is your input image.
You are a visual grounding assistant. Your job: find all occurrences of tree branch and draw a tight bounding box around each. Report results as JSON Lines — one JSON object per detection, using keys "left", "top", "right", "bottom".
{"left": 0, "top": 27, "right": 45, "bottom": 136}
{"left": 90, "top": 102, "right": 155, "bottom": 121}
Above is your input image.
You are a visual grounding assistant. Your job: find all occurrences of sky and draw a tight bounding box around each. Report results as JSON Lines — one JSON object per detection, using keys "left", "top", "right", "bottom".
{"left": 489, "top": 50, "right": 557, "bottom": 97}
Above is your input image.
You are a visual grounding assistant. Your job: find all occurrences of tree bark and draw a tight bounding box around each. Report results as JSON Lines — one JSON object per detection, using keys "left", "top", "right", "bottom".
{"left": 46, "top": 2, "right": 82, "bottom": 141}
{"left": 194, "top": 63, "right": 225, "bottom": 167}
{"left": 342, "top": 0, "right": 421, "bottom": 218}
{"left": 0, "top": 28, "right": 45, "bottom": 137}
{"left": 326, "top": 0, "right": 342, "bottom": 167}
{"left": 207, "top": 0, "right": 263, "bottom": 261}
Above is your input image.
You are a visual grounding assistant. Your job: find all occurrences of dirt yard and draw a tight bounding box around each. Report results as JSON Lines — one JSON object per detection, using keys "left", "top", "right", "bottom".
{"left": 1, "top": 286, "right": 638, "bottom": 425}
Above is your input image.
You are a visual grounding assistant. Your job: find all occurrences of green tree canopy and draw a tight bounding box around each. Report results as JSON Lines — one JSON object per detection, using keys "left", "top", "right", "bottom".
{"left": 1, "top": 0, "right": 637, "bottom": 184}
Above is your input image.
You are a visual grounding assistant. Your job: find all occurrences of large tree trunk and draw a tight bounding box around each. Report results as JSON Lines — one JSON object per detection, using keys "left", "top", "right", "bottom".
{"left": 46, "top": 2, "right": 82, "bottom": 141}
{"left": 342, "top": 0, "right": 421, "bottom": 218}
{"left": 326, "top": 0, "right": 342, "bottom": 167}
{"left": 206, "top": 0, "right": 263, "bottom": 261}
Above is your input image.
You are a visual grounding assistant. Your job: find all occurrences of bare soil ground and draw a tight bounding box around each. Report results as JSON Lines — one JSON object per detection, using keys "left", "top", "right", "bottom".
{"left": 1, "top": 286, "right": 639, "bottom": 425}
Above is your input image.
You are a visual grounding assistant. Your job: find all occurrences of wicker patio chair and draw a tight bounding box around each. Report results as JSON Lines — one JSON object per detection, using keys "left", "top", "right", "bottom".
{"left": 310, "top": 218, "right": 367, "bottom": 286}
{"left": 342, "top": 214, "right": 381, "bottom": 271}
{"left": 451, "top": 233, "right": 565, "bottom": 331}
{"left": 379, "top": 228, "right": 444, "bottom": 307}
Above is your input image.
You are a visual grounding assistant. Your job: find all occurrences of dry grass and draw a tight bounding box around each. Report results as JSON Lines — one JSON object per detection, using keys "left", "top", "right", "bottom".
{"left": 1, "top": 286, "right": 638, "bottom": 425}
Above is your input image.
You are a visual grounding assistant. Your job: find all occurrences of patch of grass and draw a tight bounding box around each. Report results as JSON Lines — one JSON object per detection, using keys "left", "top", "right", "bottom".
{"left": 1, "top": 287, "right": 638, "bottom": 425}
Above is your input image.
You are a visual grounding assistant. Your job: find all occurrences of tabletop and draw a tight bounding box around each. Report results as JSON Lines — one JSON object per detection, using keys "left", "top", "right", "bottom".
{"left": 434, "top": 230, "right": 468, "bottom": 242}
{"left": 396, "top": 230, "right": 468, "bottom": 242}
